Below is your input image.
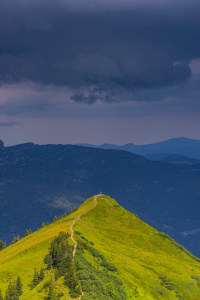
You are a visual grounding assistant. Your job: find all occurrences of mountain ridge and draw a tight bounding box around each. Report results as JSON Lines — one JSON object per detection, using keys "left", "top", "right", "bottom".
{"left": 1, "top": 141, "right": 200, "bottom": 257}
{"left": 1, "top": 195, "right": 200, "bottom": 299}
{"left": 76, "top": 137, "right": 200, "bottom": 160}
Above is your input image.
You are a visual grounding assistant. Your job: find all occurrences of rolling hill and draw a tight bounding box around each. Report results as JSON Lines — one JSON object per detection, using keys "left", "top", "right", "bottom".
{"left": 0, "top": 195, "right": 200, "bottom": 300}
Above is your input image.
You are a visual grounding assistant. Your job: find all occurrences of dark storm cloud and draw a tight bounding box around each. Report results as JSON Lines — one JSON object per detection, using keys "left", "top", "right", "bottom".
{"left": 0, "top": 0, "right": 199, "bottom": 102}
{"left": 0, "top": 120, "right": 21, "bottom": 127}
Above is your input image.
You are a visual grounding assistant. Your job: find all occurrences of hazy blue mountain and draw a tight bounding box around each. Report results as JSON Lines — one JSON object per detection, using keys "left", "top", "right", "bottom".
{"left": 0, "top": 142, "right": 199, "bottom": 257}
{"left": 77, "top": 137, "right": 200, "bottom": 160}
{"left": 160, "top": 154, "right": 200, "bottom": 165}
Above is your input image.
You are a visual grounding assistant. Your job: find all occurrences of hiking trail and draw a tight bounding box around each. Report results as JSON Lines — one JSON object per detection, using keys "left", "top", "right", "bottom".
{"left": 70, "top": 195, "right": 100, "bottom": 300}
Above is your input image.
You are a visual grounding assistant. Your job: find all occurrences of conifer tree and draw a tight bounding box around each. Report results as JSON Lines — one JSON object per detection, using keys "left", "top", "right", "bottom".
{"left": 28, "top": 228, "right": 32, "bottom": 235}
{"left": 6, "top": 281, "right": 19, "bottom": 300}
{"left": 11, "top": 236, "right": 18, "bottom": 245}
{"left": 39, "top": 268, "right": 45, "bottom": 281}
{"left": 47, "top": 280, "right": 54, "bottom": 299}
{"left": 16, "top": 275, "right": 23, "bottom": 296}
{"left": 44, "top": 253, "right": 53, "bottom": 269}
{"left": 47, "top": 280, "right": 58, "bottom": 300}
{"left": 61, "top": 212, "right": 67, "bottom": 218}
{"left": 25, "top": 229, "right": 29, "bottom": 237}
{"left": 64, "top": 262, "right": 78, "bottom": 289}
{"left": 32, "top": 269, "right": 39, "bottom": 287}
{"left": 53, "top": 216, "right": 58, "bottom": 223}
{"left": 73, "top": 207, "right": 78, "bottom": 213}
{"left": 4, "top": 289, "right": 9, "bottom": 300}
{"left": 0, "top": 288, "right": 3, "bottom": 300}
{"left": 0, "top": 240, "right": 4, "bottom": 251}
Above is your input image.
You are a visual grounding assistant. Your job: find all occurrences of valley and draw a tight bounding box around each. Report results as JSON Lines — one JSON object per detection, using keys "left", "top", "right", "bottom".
{"left": 1, "top": 141, "right": 200, "bottom": 257}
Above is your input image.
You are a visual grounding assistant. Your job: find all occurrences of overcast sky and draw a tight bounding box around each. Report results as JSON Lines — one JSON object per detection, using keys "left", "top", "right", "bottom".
{"left": 0, "top": 0, "right": 200, "bottom": 146}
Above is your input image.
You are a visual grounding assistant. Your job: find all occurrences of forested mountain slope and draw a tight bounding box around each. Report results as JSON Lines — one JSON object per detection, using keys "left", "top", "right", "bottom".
{"left": 1, "top": 142, "right": 200, "bottom": 257}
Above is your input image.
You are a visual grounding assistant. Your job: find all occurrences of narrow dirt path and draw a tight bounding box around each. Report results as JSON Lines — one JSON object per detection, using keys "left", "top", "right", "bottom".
{"left": 79, "top": 290, "right": 84, "bottom": 299}
{"left": 70, "top": 215, "right": 81, "bottom": 259}
{"left": 70, "top": 195, "right": 100, "bottom": 300}
{"left": 70, "top": 194, "right": 99, "bottom": 259}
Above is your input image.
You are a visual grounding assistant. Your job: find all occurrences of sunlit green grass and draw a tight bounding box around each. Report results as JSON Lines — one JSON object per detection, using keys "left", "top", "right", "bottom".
{"left": 74, "top": 195, "right": 200, "bottom": 299}
{"left": 0, "top": 194, "right": 200, "bottom": 299}
{"left": 0, "top": 216, "right": 75, "bottom": 299}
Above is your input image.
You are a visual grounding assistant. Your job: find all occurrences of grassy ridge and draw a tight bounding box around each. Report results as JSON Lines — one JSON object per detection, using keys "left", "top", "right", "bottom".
{"left": 0, "top": 195, "right": 200, "bottom": 299}
{"left": 0, "top": 216, "right": 75, "bottom": 299}
{"left": 74, "top": 195, "right": 200, "bottom": 299}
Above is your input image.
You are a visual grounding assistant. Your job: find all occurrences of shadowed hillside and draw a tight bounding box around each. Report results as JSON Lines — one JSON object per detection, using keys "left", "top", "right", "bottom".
{"left": 0, "top": 142, "right": 200, "bottom": 257}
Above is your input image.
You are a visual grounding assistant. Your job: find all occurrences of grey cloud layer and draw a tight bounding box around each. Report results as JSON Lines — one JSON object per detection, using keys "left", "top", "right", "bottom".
{"left": 0, "top": 0, "right": 199, "bottom": 103}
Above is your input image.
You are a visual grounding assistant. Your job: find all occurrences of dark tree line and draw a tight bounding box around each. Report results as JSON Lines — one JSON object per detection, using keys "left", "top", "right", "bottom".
{"left": 2, "top": 276, "right": 22, "bottom": 300}
{"left": 53, "top": 207, "right": 78, "bottom": 224}
{"left": 47, "top": 280, "right": 60, "bottom": 300}
{"left": 44, "top": 231, "right": 81, "bottom": 298}
{"left": 31, "top": 268, "right": 45, "bottom": 289}
{"left": 2, "top": 205, "right": 78, "bottom": 250}
{"left": 0, "top": 240, "right": 6, "bottom": 251}
{"left": 25, "top": 228, "right": 32, "bottom": 237}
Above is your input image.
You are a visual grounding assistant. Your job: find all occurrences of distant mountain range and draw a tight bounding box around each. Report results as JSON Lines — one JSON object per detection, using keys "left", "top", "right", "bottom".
{"left": 1, "top": 139, "right": 200, "bottom": 258}
{"left": 158, "top": 154, "right": 200, "bottom": 165}
{"left": 1, "top": 195, "right": 200, "bottom": 299}
{"left": 77, "top": 137, "right": 200, "bottom": 162}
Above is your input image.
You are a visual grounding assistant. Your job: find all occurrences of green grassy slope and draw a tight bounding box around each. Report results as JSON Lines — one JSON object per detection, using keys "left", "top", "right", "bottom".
{"left": 0, "top": 195, "right": 200, "bottom": 299}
